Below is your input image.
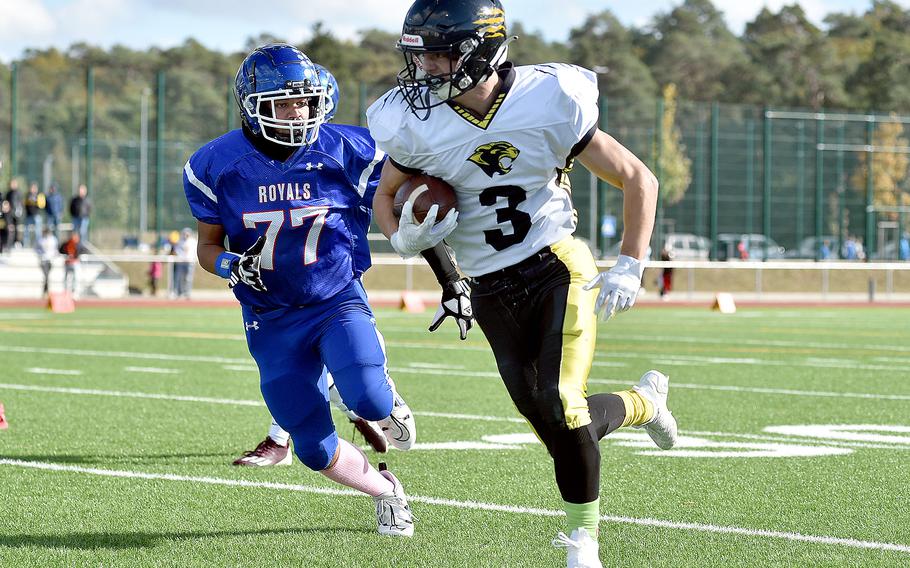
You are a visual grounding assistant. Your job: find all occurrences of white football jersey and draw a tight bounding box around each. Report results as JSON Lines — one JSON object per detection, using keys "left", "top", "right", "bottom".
{"left": 368, "top": 63, "right": 599, "bottom": 277}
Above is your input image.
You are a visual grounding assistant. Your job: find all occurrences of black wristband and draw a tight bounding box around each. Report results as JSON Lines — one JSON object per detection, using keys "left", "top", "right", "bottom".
{"left": 420, "top": 242, "right": 460, "bottom": 285}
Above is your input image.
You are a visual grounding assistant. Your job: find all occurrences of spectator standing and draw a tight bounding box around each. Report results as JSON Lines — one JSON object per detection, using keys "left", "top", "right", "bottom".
{"left": 35, "top": 227, "right": 58, "bottom": 296}
{"left": 148, "top": 250, "right": 163, "bottom": 297}
{"left": 819, "top": 240, "right": 832, "bottom": 261}
{"left": 59, "top": 232, "right": 86, "bottom": 296}
{"left": 166, "top": 230, "right": 180, "bottom": 298}
{"left": 69, "top": 184, "right": 92, "bottom": 241}
{"left": 737, "top": 240, "right": 750, "bottom": 260}
{"left": 843, "top": 236, "right": 858, "bottom": 260}
{"left": 23, "top": 182, "right": 46, "bottom": 248}
{"left": 175, "top": 227, "right": 198, "bottom": 298}
{"left": 45, "top": 184, "right": 64, "bottom": 239}
{"left": 900, "top": 233, "right": 909, "bottom": 261}
{"left": 5, "top": 179, "right": 23, "bottom": 248}
{"left": 659, "top": 246, "right": 674, "bottom": 299}
{"left": 0, "top": 199, "right": 10, "bottom": 255}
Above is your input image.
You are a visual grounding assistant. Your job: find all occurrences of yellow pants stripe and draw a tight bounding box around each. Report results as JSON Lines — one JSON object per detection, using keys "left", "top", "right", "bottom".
{"left": 549, "top": 236, "right": 600, "bottom": 430}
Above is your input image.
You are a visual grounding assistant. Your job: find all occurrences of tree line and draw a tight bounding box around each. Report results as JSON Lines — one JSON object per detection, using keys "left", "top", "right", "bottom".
{"left": 1, "top": 0, "right": 909, "bottom": 147}
{"left": 1, "top": 0, "right": 908, "bottom": 239}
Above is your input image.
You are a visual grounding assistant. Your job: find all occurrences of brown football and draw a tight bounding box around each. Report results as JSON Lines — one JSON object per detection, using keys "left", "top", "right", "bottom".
{"left": 393, "top": 174, "right": 458, "bottom": 224}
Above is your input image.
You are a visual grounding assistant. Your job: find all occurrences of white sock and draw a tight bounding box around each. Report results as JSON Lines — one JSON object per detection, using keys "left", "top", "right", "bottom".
{"left": 268, "top": 419, "right": 290, "bottom": 446}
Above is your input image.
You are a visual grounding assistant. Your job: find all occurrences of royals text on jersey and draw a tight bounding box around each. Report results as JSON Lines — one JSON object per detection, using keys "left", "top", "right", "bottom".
{"left": 183, "top": 124, "right": 385, "bottom": 309}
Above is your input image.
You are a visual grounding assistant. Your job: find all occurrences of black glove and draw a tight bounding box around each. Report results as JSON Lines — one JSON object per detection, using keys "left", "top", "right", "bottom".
{"left": 229, "top": 235, "right": 268, "bottom": 292}
{"left": 428, "top": 278, "right": 473, "bottom": 340}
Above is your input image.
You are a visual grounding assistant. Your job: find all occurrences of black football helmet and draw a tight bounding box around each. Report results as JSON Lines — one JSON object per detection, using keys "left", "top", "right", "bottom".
{"left": 396, "top": 0, "right": 512, "bottom": 118}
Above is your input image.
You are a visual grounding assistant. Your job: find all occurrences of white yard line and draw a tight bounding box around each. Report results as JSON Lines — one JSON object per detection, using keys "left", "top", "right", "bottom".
{"left": 0, "top": 383, "right": 263, "bottom": 407}
{"left": 0, "top": 458, "right": 907, "bottom": 555}
{"left": 25, "top": 368, "right": 83, "bottom": 376}
{"left": 587, "top": 378, "right": 910, "bottom": 402}
{"left": 601, "top": 333, "right": 910, "bottom": 354}
{"left": 0, "top": 345, "right": 250, "bottom": 364}
{"left": 645, "top": 354, "right": 910, "bottom": 373}
{"left": 6, "top": 342, "right": 910, "bottom": 375}
{"left": 2, "top": 382, "right": 908, "bottom": 447}
{"left": 124, "top": 367, "right": 180, "bottom": 375}
{"left": 4, "top": 347, "right": 908, "bottom": 402}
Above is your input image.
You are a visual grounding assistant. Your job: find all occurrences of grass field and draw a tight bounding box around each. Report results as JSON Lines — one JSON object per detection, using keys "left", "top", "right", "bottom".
{"left": 0, "top": 304, "right": 909, "bottom": 567}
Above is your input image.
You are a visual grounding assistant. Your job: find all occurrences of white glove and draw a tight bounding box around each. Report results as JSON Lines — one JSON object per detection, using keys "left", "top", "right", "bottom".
{"left": 390, "top": 201, "right": 458, "bottom": 259}
{"left": 583, "top": 254, "right": 645, "bottom": 321}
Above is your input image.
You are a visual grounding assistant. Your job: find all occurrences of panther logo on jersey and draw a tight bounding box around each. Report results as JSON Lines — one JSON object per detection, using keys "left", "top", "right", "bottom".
{"left": 467, "top": 141, "right": 520, "bottom": 178}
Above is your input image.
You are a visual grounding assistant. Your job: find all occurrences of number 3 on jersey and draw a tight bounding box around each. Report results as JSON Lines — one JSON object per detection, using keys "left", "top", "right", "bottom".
{"left": 242, "top": 207, "right": 329, "bottom": 269}
{"left": 479, "top": 185, "right": 532, "bottom": 251}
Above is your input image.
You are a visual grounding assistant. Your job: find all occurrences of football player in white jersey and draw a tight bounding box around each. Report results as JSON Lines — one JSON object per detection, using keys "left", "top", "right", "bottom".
{"left": 367, "top": 1, "right": 679, "bottom": 566}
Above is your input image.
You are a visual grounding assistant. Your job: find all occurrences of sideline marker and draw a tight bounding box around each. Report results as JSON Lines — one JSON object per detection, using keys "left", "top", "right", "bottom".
{"left": 712, "top": 293, "right": 737, "bottom": 314}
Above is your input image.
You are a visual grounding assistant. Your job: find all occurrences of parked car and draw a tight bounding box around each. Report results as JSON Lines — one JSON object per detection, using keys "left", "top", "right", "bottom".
{"left": 784, "top": 236, "right": 841, "bottom": 260}
{"left": 601, "top": 232, "right": 708, "bottom": 260}
{"left": 716, "top": 233, "right": 786, "bottom": 261}
{"left": 663, "top": 233, "right": 711, "bottom": 260}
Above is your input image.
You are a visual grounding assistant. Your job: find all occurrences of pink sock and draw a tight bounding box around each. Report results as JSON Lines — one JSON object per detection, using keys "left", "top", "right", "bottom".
{"left": 320, "top": 438, "right": 393, "bottom": 497}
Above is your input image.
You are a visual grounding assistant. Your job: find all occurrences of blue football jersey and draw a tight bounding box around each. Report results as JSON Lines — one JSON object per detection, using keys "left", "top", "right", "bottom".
{"left": 183, "top": 124, "right": 385, "bottom": 309}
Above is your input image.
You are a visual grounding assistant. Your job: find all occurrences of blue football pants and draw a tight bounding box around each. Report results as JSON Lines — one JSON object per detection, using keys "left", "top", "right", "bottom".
{"left": 241, "top": 281, "right": 393, "bottom": 470}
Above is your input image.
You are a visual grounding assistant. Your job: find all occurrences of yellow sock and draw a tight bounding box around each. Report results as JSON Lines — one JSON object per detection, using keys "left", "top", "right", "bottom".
{"left": 612, "top": 389, "right": 655, "bottom": 427}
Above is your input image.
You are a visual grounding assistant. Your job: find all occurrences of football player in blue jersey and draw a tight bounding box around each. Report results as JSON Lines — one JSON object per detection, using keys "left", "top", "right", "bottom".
{"left": 183, "top": 44, "right": 415, "bottom": 536}
{"left": 232, "top": 63, "right": 395, "bottom": 467}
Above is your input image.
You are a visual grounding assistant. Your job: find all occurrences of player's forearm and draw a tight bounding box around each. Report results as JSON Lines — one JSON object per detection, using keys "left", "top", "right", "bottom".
{"left": 197, "top": 242, "right": 226, "bottom": 275}
{"left": 619, "top": 172, "right": 658, "bottom": 261}
{"left": 420, "top": 242, "right": 461, "bottom": 285}
{"left": 374, "top": 191, "right": 399, "bottom": 239}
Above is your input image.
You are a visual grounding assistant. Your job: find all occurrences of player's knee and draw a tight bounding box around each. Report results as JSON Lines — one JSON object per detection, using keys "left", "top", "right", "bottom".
{"left": 350, "top": 380, "right": 393, "bottom": 421}
{"left": 294, "top": 435, "right": 338, "bottom": 471}
{"left": 332, "top": 366, "right": 393, "bottom": 421}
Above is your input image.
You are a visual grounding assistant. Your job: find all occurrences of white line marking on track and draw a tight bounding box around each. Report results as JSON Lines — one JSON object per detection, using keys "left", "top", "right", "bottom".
{"left": 25, "top": 367, "right": 83, "bottom": 376}
{"left": 0, "top": 345, "right": 250, "bottom": 364}
{"left": 3, "top": 343, "right": 907, "bottom": 375}
{"left": 222, "top": 365, "right": 258, "bottom": 372}
{"left": 0, "top": 383, "right": 263, "bottom": 406}
{"left": 684, "top": 429, "right": 910, "bottom": 451}
{"left": 407, "top": 362, "right": 466, "bottom": 370}
{"left": 588, "top": 379, "right": 910, "bottom": 401}
{"left": 0, "top": 384, "right": 523, "bottom": 424}
{"left": 0, "top": 458, "right": 907, "bottom": 555}
{"left": 124, "top": 366, "right": 180, "bottom": 375}
{"left": 418, "top": 411, "right": 524, "bottom": 424}
{"left": 601, "top": 333, "right": 910, "bottom": 355}
{"left": 3, "top": 381, "right": 908, "bottom": 451}
{"left": 652, "top": 356, "right": 910, "bottom": 373}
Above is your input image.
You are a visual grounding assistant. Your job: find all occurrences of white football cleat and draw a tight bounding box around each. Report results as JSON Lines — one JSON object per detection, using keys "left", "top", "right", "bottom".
{"left": 377, "top": 386, "right": 416, "bottom": 450}
{"left": 552, "top": 528, "right": 603, "bottom": 568}
{"left": 374, "top": 464, "right": 414, "bottom": 537}
{"left": 632, "top": 370, "right": 678, "bottom": 450}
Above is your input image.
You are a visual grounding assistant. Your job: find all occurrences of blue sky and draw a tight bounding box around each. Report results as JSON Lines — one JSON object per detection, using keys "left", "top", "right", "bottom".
{"left": 0, "top": 0, "right": 900, "bottom": 63}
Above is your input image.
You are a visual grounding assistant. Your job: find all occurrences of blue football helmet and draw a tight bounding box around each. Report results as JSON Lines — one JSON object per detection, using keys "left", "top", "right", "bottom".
{"left": 234, "top": 43, "right": 327, "bottom": 147}
{"left": 314, "top": 64, "right": 340, "bottom": 122}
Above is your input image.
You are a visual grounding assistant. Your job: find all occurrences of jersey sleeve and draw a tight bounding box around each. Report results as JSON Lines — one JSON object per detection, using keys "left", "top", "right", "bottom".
{"left": 335, "top": 125, "right": 387, "bottom": 204}
{"left": 552, "top": 64, "right": 600, "bottom": 161}
{"left": 182, "top": 149, "right": 221, "bottom": 225}
{"left": 366, "top": 89, "right": 422, "bottom": 172}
